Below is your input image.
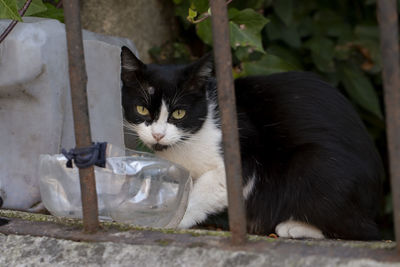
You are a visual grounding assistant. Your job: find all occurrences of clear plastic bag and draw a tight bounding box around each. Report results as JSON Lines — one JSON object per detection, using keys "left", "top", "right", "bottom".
{"left": 39, "top": 145, "right": 191, "bottom": 228}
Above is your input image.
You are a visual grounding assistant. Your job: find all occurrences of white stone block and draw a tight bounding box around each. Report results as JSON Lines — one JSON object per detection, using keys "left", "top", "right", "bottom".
{"left": 0, "top": 17, "right": 137, "bottom": 210}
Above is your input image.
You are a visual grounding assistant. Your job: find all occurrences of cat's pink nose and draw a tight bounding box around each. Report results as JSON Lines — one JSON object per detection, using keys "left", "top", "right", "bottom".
{"left": 152, "top": 133, "right": 165, "bottom": 142}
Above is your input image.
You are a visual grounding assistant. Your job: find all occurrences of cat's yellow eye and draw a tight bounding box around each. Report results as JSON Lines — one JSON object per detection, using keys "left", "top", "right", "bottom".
{"left": 172, "top": 109, "right": 186, "bottom": 120}
{"left": 136, "top": 105, "right": 149, "bottom": 116}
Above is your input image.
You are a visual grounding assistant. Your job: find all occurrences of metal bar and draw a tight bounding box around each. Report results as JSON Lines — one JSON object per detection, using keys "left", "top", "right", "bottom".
{"left": 63, "top": 0, "right": 99, "bottom": 233}
{"left": 377, "top": 0, "right": 400, "bottom": 253}
{"left": 209, "top": 0, "right": 247, "bottom": 245}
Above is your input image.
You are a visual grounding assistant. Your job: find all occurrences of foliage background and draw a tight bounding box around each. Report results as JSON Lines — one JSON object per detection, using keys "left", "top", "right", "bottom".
{"left": 0, "top": 0, "right": 63, "bottom": 22}
{"left": 0, "top": 0, "right": 394, "bottom": 238}
{"left": 151, "top": 0, "right": 393, "bottom": 239}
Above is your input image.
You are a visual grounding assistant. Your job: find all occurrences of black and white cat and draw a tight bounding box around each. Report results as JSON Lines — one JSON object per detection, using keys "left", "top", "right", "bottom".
{"left": 120, "top": 46, "right": 383, "bottom": 240}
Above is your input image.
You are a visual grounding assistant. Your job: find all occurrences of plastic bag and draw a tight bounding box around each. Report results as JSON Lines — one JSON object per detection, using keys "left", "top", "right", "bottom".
{"left": 39, "top": 145, "right": 191, "bottom": 228}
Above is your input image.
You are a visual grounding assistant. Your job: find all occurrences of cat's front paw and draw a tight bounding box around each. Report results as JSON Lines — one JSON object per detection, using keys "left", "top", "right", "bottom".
{"left": 178, "top": 215, "right": 197, "bottom": 229}
{"left": 178, "top": 208, "right": 208, "bottom": 229}
{"left": 275, "top": 220, "right": 324, "bottom": 239}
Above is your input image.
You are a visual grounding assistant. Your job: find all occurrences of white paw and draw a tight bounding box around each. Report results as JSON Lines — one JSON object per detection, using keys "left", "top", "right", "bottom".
{"left": 275, "top": 220, "right": 324, "bottom": 239}
{"left": 178, "top": 214, "right": 197, "bottom": 229}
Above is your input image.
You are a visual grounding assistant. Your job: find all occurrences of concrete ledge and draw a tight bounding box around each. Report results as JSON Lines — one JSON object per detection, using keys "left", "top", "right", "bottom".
{"left": 0, "top": 234, "right": 399, "bottom": 267}
{"left": 0, "top": 209, "right": 399, "bottom": 266}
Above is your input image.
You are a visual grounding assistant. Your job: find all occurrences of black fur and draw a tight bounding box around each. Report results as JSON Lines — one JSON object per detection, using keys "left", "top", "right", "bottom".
{"left": 235, "top": 73, "right": 383, "bottom": 240}
{"left": 121, "top": 47, "right": 383, "bottom": 240}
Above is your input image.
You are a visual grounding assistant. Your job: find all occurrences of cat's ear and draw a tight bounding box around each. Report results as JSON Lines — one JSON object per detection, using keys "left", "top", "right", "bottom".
{"left": 121, "top": 46, "right": 145, "bottom": 79}
{"left": 183, "top": 52, "right": 214, "bottom": 91}
{"left": 190, "top": 52, "right": 214, "bottom": 80}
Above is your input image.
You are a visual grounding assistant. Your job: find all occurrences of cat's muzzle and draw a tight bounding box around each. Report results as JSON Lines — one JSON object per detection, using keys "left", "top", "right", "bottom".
{"left": 153, "top": 143, "right": 169, "bottom": 151}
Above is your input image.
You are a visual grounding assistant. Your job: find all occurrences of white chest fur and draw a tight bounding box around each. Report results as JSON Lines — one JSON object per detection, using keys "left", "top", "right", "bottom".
{"left": 156, "top": 104, "right": 231, "bottom": 228}
{"left": 156, "top": 111, "right": 224, "bottom": 179}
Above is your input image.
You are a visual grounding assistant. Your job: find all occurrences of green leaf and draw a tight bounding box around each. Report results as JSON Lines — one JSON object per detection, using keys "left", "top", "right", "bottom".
{"left": 304, "top": 36, "right": 335, "bottom": 73}
{"left": 229, "top": 0, "right": 267, "bottom": 10}
{"left": 234, "top": 46, "right": 251, "bottom": 62}
{"left": 34, "top": 3, "right": 63, "bottom": 22}
{"left": 187, "top": 7, "right": 197, "bottom": 22}
{"left": 229, "top": 21, "right": 264, "bottom": 52}
{"left": 297, "top": 16, "right": 313, "bottom": 38}
{"left": 197, "top": 8, "right": 268, "bottom": 52}
{"left": 174, "top": 1, "right": 192, "bottom": 29}
{"left": 0, "top": 0, "right": 21, "bottom": 21}
{"left": 338, "top": 64, "right": 383, "bottom": 119}
{"left": 229, "top": 8, "right": 269, "bottom": 34}
{"left": 265, "top": 14, "right": 301, "bottom": 48}
{"left": 273, "top": 0, "right": 293, "bottom": 26}
{"left": 266, "top": 44, "right": 303, "bottom": 69}
{"left": 242, "top": 54, "right": 299, "bottom": 76}
{"left": 353, "top": 39, "right": 382, "bottom": 73}
{"left": 354, "top": 25, "right": 379, "bottom": 40}
{"left": 312, "top": 10, "right": 352, "bottom": 39}
{"left": 135, "top": 140, "right": 154, "bottom": 153}
{"left": 234, "top": 46, "right": 263, "bottom": 63}
{"left": 192, "top": 0, "right": 208, "bottom": 14}
{"left": 227, "top": 7, "right": 240, "bottom": 19}
{"left": 334, "top": 43, "right": 351, "bottom": 61}
{"left": 196, "top": 18, "right": 213, "bottom": 45}
{"left": 17, "top": 0, "right": 46, "bottom": 16}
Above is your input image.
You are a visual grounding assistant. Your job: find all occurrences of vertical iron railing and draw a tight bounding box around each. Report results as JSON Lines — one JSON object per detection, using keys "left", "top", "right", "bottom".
{"left": 210, "top": 0, "right": 247, "bottom": 245}
{"left": 61, "top": 0, "right": 400, "bottom": 249}
{"left": 63, "top": 0, "right": 100, "bottom": 233}
{"left": 62, "top": 0, "right": 248, "bottom": 239}
{"left": 377, "top": 0, "right": 400, "bottom": 253}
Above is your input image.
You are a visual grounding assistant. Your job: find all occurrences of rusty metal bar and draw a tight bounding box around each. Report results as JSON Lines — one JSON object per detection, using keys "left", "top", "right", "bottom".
{"left": 209, "top": 0, "right": 247, "bottom": 245}
{"left": 63, "top": 0, "right": 99, "bottom": 233}
{"left": 377, "top": 0, "right": 400, "bottom": 252}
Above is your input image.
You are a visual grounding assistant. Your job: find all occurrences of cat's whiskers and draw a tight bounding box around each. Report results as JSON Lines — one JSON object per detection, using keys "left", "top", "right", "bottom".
{"left": 176, "top": 135, "right": 215, "bottom": 150}
{"left": 133, "top": 76, "right": 150, "bottom": 105}
{"left": 124, "top": 132, "right": 139, "bottom": 137}
{"left": 123, "top": 119, "right": 140, "bottom": 134}
{"left": 170, "top": 86, "right": 182, "bottom": 107}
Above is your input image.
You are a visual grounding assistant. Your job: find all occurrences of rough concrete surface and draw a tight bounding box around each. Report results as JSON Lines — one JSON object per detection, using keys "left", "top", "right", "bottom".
{"left": 81, "top": 0, "right": 177, "bottom": 63}
{"left": 0, "top": 233, "right": 399, "bottom": 267}
{"left": 1, "top": 210, "right": 399, "bottom": 266}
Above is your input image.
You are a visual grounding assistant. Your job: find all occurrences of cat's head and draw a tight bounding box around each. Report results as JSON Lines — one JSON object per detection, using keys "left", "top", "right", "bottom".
{"left": 121, "top": 46, "right": 214, "bottom": 151}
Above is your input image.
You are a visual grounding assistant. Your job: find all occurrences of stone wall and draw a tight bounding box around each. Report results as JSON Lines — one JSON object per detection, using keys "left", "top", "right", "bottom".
{"left": 80, "top": 0, "right": 177, "bottom": 63}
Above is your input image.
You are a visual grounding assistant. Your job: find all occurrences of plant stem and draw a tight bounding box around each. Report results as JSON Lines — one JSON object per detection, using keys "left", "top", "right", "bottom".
{"left": 56, "top": 0, "right": 63, "bottom": 9}
{"left": 190, "top": 0, "right": 233, "bottom": 24}
{"left": 192, "top": 13, "right": 211, "bottom": 24}
{"left": 0, "top": 0, "right": 33, "bottom": 44}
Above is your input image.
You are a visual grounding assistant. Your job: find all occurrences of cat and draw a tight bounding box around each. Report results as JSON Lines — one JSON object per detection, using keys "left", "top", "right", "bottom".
{"left": 120, "top": 46, "right": 383, "bottom": 240}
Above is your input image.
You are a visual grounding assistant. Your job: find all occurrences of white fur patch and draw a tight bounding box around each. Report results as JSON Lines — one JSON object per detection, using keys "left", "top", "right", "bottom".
{"left": 156, "top": 102, "right": 222, "bottom": 178}
{"left": 275, "top": 220, "right": 325, "bottom": 239}
{"left": 178, "top": 167, "right": 227, "bottom": 228}
{"left": 151, "top": 100, "right": 169, "bottom": 136}
{"left": 243, "top": 174, "right": 256, "bottom": 199}
{"left": 156, "top": 102, "right": 228, "bottom": 228}
{"left": 133, "top": 100, "right": 185, "bottom": 147}
{"left": 148, "top": 86, "right": 155, "bottom": 95}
